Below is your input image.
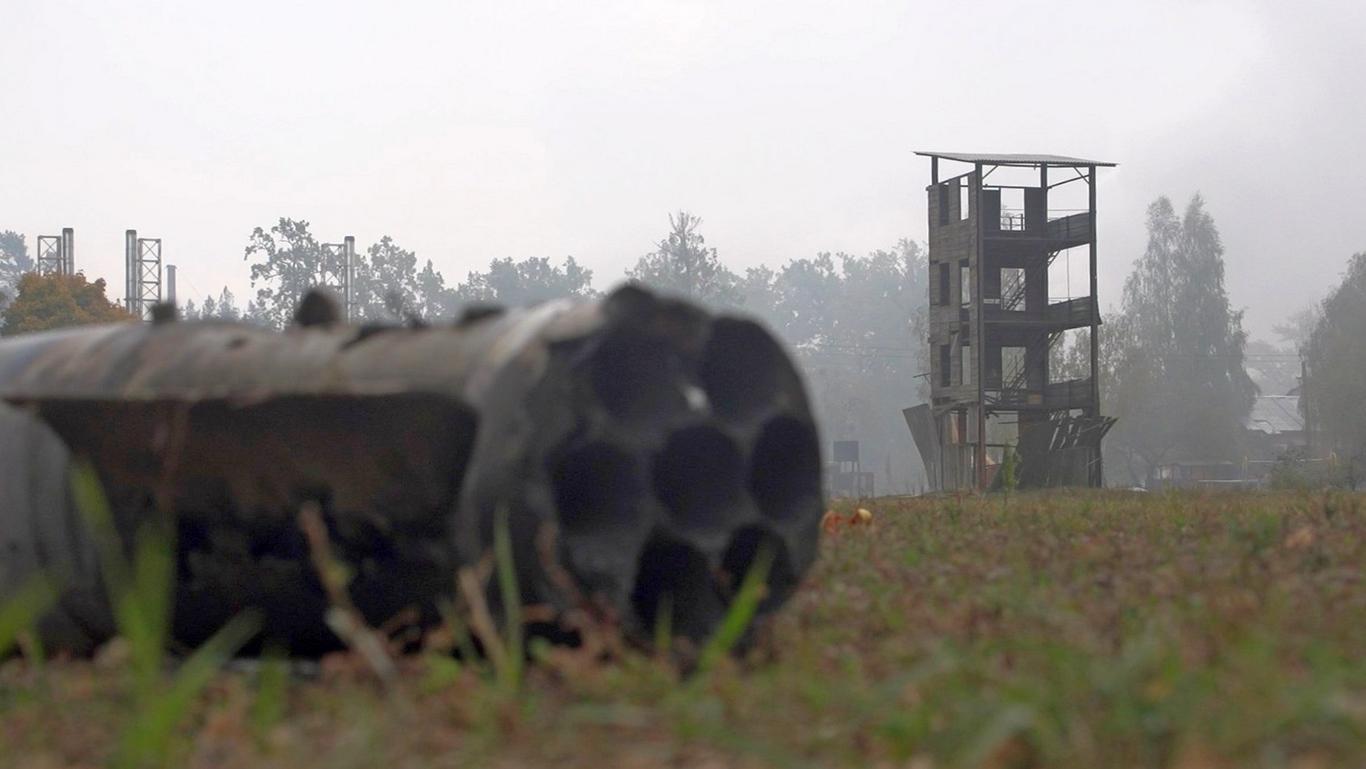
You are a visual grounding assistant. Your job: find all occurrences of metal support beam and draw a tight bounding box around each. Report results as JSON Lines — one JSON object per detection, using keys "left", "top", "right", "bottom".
{"left": 321, "top": 236, "right": 355, "bottom": 322}
{"left": 36, "top": 237, "right": 62, "bottom": 276}
{"left": 974, "top": 163, "right": 987, "bottom": 490}
{"left": 37, "top": 229, "right": 73, "bottom": 276}
{"left": 125, "top": 230, "right": 162, "bottom": 321}
{"left": 1087, "top": 166, "right": 1102, "bottom": 486}
{"left": 61, "top": 228, "right": 74, "bottom": 274}
{"left": 124, "top": 230, "right": 136, "bottom": 308}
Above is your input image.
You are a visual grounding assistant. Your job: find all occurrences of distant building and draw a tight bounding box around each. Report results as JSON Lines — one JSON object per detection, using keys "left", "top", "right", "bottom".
{"left": 1150, "top": 395, "right": 1307, "bottom": 489}
{"left": 1150, "top": 460, "right": 1252, "bottom": 490}
{"left": 908, "top": 151, "right": 1116, "bottom": 491}
{"left": 826, "top": 440, "right": 876, "bottom": 499}
{"left": 1243, "top": 395, "right": 1306, "bottom": 460}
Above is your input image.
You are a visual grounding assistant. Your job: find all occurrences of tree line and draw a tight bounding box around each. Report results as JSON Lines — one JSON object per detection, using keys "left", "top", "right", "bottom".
{"left": 1072, "top": 195, "right": 1258, "bottom": 486}
{"left": 0, "top": 215, "right": 930, "bottom": 492}
{"left": 221, "top": 213, "right": 930, "bottom": 493}
{"left": 3, "top": 201, "right": 1362, "bottom": 490}
{"left": 1302, "top": 252, "right": 1366, "bottom": 485}
{"left": 1058, "top": 194, "right": 1363, "bottom": 488}
{"left": 0, "top": 232, "right": 132, "bottom": 333}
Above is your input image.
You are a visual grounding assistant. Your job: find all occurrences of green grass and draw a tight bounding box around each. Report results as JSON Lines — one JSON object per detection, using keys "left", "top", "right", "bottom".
{"left": 68, "top": 462, "right": 262, "bottom": 768}
{"left": 2, "top": 490, "right": 1364, "bottom": 768}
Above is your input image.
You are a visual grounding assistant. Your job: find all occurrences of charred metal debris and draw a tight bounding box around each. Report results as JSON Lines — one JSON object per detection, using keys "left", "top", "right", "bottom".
{"left": 0, "top": 285, "right": 824, "bottom": 657}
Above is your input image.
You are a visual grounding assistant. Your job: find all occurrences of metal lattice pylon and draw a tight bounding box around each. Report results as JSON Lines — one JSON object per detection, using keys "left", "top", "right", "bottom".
{"left": 124, "top": 230, "right": 162, "bottom": 321}
{"left": 320, "top": 236, "right": 355, "bottom": 322}
{"left": 36, "top": 228, "right": 74, "bottom": 276}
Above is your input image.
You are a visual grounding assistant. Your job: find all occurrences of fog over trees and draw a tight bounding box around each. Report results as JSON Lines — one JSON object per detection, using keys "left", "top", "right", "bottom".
{"left": 1304, "top": 252, "right": 1366, "bottom": 484}
{"left": 180, "top": 214, "right": 931, "bottom": 491}
{"left": 0, "top": 231, "right": 32, "bottom": 313}
{"left": 1096, "top": 195, "right": 1257, "bottom": 486}
{"left": 0, "top": 197, "right": 1361, "bottom": 489}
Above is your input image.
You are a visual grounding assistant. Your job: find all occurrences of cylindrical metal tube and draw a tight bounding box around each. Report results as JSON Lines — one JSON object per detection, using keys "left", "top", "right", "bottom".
{"left": 125, "top": 230, "right": 137, "bottom": 314}
{"left": 0, "top": 285, "right": 824, "bottom": 655}
{"left": 61, "top": 227, "right": 74, "bottom": 275}
{"left": 0, "top": 402, "right": 112, "bottom": 654}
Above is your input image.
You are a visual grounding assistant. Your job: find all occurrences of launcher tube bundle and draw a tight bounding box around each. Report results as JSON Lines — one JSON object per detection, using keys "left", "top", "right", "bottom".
{"left": 0, "top": 286, "right": 823, "bottom": 655}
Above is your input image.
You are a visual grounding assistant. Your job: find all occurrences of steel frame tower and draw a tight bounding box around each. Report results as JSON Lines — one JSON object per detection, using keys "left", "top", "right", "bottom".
{"left": 124, "top": 230, "right": 163, "bottom": 321}
{"left": 36, "top": 228, "right": 74, "bottom": 276}
{"left": 321, "top": 236, "right": 356, "bottom": 322}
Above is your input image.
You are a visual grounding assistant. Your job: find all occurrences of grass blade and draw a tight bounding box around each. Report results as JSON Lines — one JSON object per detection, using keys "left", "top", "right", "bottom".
{"left": 697, "top": 545, "right": 774, "bottom": 675}
{"left": 493, "top": 504, "right": 524, "bottom": 692}
{"left": 0, "top": 576, "right": 58, "bottom": 658}
{"left": 116, "top": 610, "right": 262, "bottom": 769}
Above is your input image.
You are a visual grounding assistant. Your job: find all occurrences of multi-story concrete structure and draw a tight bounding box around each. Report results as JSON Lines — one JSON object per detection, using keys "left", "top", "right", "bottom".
{"left": 909, "top": 151, "right": 1116, "bottom": 491}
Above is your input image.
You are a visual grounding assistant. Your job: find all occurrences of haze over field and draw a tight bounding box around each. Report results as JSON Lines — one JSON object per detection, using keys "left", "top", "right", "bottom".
{"left": 3, "top": 0, "right": 1363, "bottom": 338}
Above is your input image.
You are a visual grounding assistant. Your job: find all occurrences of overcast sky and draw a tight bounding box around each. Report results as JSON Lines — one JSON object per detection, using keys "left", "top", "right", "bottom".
{"left": 3, "top": 0, "right": 1363, "bottom": 339}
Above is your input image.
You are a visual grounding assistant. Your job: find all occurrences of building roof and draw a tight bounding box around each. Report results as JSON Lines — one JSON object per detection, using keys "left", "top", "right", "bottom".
{"left": 915, "top": 151, "right": 1117, "bottom": 167}
{"left": 1244, "top": 395, "right": 1304, "bottom": 435}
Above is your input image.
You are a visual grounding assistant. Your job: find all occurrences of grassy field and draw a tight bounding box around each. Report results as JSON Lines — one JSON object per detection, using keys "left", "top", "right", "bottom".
{"left": 2, "top": 490, "right": 1364, "bottom": 768}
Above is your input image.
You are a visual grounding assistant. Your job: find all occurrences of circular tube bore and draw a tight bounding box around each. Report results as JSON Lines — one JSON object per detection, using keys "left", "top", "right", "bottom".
{"left": 749, "top": 416, "right": 822, "bottom": 523}
{"left": 653, "top": 425, "right": 746, "bottom": 532}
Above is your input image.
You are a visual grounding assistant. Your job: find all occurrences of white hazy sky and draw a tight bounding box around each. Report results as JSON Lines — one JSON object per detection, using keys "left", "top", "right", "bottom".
{"left": 3, "top": 0, "right": 1363, "bottom": 339}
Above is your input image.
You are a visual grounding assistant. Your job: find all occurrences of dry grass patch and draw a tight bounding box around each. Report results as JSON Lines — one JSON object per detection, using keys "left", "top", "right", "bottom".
{"left": 2, "top": 490, "right": 1363, "bottom": 768}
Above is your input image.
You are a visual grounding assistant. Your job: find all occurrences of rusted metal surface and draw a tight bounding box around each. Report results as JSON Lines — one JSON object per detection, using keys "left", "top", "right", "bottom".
{"left": 1012, "top": 414, "right": 1116, "bottom": 488}
{"left": 0, "top": 285, "right": 824, "bottom": 654}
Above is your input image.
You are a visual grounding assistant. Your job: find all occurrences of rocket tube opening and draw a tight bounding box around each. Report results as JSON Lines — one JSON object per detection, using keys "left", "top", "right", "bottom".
{"left": 699, "top": 318, "right": 786, "bottom": 422}
{"left": 629, "top": 537, "right": 725, "bottom": 643}
{"left": 553, "top": 442, "right": 647, "bottom": 537}
{"left": 590, "top": 328, "right": 688, "bottom": 421}
{"left": 749, "top": 416, "right": 822, "bottom": 523}
{"left": 721, "top": 524, "right": 796, "bottom": 610}
{"left": 653, "top": 425, "right": 745, "bottom": 532}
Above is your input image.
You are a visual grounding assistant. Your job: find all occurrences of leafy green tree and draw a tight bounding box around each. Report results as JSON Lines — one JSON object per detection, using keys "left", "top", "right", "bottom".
{"left": 1001, "top": 442, "right": 1019, "bottom": 497}
{"left": 827, "top": 244, "right": 927, "bottom": 380}
{"left": 1304, "top": 251, "right": 1366, "bottom": 486}
{"left": 812, "top": 243, "right": 928, "bottom": 493}
{"left": 352, "top": 236, "right": 421, "bottom": 321}
{"left": 414, "top": 260, "right": 458, "bottom": 320}
{"left": 0, "top": 231, "right": 33, "bottom": 310}
{"left": 736, "top": 265, "right": 782, "bottom": 328}
{"left": 244, "top": 221, "right": 461, "bottom": 325}
{"left": 772, "top": 253, "right": 840, "bottom": 344}
{"left": 1, "top": 273, "right": 133, "bottom": 335}
{"left": 756, "top": 240, "right": 929, "bottom": 493}
{"left": 181, "top": 287, "right": 245, "bottom": 322}
{"left": 1093, "top": 311, "right": 1151, "bottom": 485}
{"left": 1050, "top": 328, "right": 1090, "bottom": 382}
{"left": 244, "top": 218, "right": 329, "bottom": 328}
{"left": 628, "top": 212, "right": 741, "bottom": 308}
{"left": 1106, "top": 195, "right": 1256, "bottom": 482}
{"left": 455, "top": 256, "right": 595, "bottom": 307}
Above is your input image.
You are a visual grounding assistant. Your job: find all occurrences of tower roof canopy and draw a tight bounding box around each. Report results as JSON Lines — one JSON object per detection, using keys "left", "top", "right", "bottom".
{"left": 914, "top": 151, "right": 1116, "bottom": 167}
